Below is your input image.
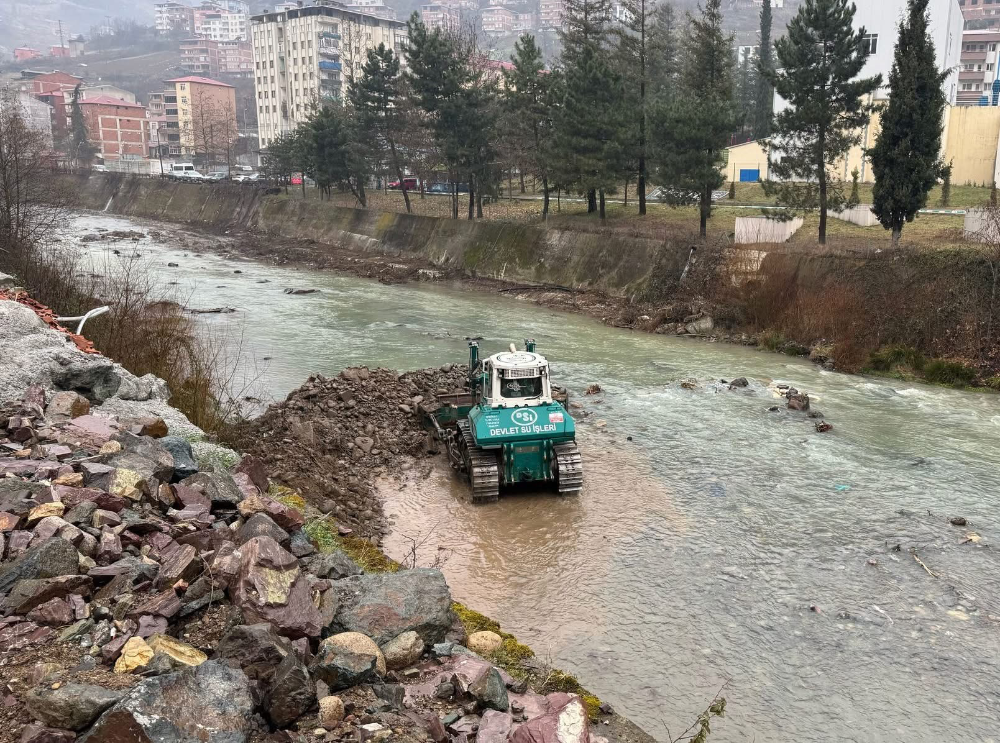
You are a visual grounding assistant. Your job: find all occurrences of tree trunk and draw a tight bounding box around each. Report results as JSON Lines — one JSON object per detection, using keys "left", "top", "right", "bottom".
{"left": 476, "top": 188, "right": 483, "bottom": 219}
{"left": 520, "top": 172, "right": 525, "bottom": 194}
{"left": 587, "top": 188, "right": 597, "bottom": 213}
{"left": 818, "top": 130, "right": 827, "bottom": 245}
{"left": 700, "top": 187, "right": 709, "bottom": 238}
{"left": 557, "top": 188, "right": 561, "bottom": 212}
{"left": 599, "top": 189, "right": 606, "bottom": 220}
{"left": 389, "top": 140, "right": 411, "bottom": 214}
{"left": 357, "top": 181, "right": 367, "bottom": 208}
{"left": 891, "top": 226, "right": 901, "bottom": 248}
{"left": 624, "top": 180, "right": 629, "bottom": 208}
{"left": 542, "top": 177, "right": 549, "bottom": 220}
{"left": 468, "top": 174, "right": 475, "bottom": 220}
{"left": 638, "top": 0, "right": 647, "bottom": 217}
{"left": 508, "top": 170, "right": 513, "bottom": 199}
{"left": 452, "top": 178, "right": 458, "bottom": 220}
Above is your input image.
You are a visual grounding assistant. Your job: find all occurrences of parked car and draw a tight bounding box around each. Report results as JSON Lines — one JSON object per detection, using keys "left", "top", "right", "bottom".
{"left": 206, "top": 172, "right": 228, "bottom": 181}
{"left": 425, "top": 181, "right": 469, "bottom": 194}
{"left": 175, "top": 171, "right": 208, "bottom": 181}
{"left": 91, "top": 164, "right": 108, "bottom": 173}
{"left": 232, "top": 173, "right": 259, "bottom": 182}
{"left": 388, "top": 177, "right": 419, "bottom": 191}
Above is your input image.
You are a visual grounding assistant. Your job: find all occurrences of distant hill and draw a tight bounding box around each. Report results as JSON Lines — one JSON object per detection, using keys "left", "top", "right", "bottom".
{"left": 0, "top": 0, "right": 153, "bottom": 53}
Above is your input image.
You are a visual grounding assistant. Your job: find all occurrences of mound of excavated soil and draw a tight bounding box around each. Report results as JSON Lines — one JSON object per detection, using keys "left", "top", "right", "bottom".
{"left": 239, "top": 365, "right": 469, "bottom": 537}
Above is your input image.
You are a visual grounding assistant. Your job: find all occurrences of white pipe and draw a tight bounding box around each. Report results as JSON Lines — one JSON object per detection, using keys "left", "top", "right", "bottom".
{"left": 56, "top": 306, "right": 110, "bottom": 336}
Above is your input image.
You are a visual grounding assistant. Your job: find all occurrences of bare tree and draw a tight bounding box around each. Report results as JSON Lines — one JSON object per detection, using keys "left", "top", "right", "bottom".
{"left": 190, "top": 88, "right": 238, "bottom": 170}
{"left": 970, "top": 205, "right": 1000, "bottom": 357}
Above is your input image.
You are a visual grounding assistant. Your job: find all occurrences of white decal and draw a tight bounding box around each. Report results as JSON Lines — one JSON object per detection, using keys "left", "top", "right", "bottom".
{"left": 511, "top": 409, "right": 539, "bottom": 426}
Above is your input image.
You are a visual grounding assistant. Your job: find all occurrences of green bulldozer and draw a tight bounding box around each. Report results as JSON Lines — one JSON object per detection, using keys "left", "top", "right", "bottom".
{"left": 419, "top": 339, "right": 583, "bottom": 503}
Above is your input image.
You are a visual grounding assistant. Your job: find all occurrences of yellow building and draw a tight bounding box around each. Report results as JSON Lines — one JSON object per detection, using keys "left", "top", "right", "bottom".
{"left": 725, "top": 104, "right": 1000, "bottom": 187}
{"left": 165, "top": 76, "right": 238, "bottom": 161}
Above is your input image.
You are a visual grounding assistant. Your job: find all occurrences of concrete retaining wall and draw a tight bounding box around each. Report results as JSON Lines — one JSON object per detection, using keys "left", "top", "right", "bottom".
{"left": 963, "top": 208, "right": 1000, "bottom": 242}
{"left": 734, "top": 216, "right": 803, "bottom": 244}
{"left": 831, "top": 204, "right": 879, "bottom": 227}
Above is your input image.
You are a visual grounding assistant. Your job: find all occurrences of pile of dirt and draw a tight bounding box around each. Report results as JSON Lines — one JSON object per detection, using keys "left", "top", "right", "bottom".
{"left": 237, "top": 365, "right": 469, "bottom": 537}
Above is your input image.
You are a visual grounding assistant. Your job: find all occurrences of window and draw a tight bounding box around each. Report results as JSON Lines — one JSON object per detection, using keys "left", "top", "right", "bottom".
{"left": 861, "top": 33, "right": 878, "bottom": 56}
{"left": 180, "top": 83, "right": 186, "bottom": 90}
{"left": 976, "top": 83, "right": 982, "bottom": 90}
{"left": 988, "top": 62, "right": 994, "bottom": 70}
{"left": 992, "top": 43, "right": 998, "bottom": 51}
{"left": 181, "top": 96, "right": 188, "bottom": 103}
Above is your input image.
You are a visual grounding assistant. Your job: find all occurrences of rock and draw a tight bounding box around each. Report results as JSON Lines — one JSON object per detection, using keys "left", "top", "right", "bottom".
{"left": 128, "top": 416, "right": 168, "bottom": 438}
{"left": 288, "top": 530, "right": 315, "bottom": 558}
{"left": 950, "top": 516, "right": 968, "bottom": 526}
{"left": 155, "top": 544, "right": 202, "bottom": 589}
{"left": 97, "top": 528, "right": 122, "bottom": 563}
{"left": 53, "top": 484, "right": 126, "bottom": 513}
{"left": 372, "top": 682, "right": 405, "bottom": 710}
{"left": 63, "top": 500, "right": 98, "bottom": 526}
{"left": 321, "top": 631, "right": 386, "bottom": 675}
{"left": 108, "top": 468, "right": 145, "bottom": 501}
{"left": 510, "top": 694, "right": 589, "bottom": 743}
{"left": 238, "top": 496, "right": 304, "bottom": 532}
{"left": 306, "top": 551, "right": 361, "bottom": 580}
{"left": 181, "top": 471, "right": 243, "bottom": 507}
{"left": 435, "top": 682, "right": 455, "bottom": 699}
{"left": 230, "top": 536, "right": 323, "bottom": 639}
{"left": 467, "top": 631, "right": 503, "bottom": 656}
{"left": 284, "top": 288, "right": 319, "bottom": 295}
{"left": 113, "top": 636, "right": 154, "bottom": 673}
{"left": 330, "top": 568, "right": 454, "bottom": 645}
{"left": 0, "top": 511, "right": 21, "bottom": 531}
{"left": 137, "top": 614, "right": 169, "bottom": 637}
{"left": 728, "top": 377, "right": 749, "bottom": 389}
{"left": 311, "top": 635, "right": 379, "bottom": 691}
{"left": 159, "top": 436, "right": 199, "bottom": 481}
{"left": 469, "top": 667, "right": 509, "bottom": 712}
{"left": 24, "top": 682, "right": 124, "bottom": 730}
{"left": 19, "top": 724, "right": 77, "bottom": 743}
{"left": 147, "top": 634, "right": 208, "bottom": 668}
{"left": 476, "top": 710, "right": 514, "bottom": 743}
{"left": 448, "top": 715, "right": 480, "bottom": 736}
{"left": 46, "top": 391, "right": 90, "bottom": 421}
{"left": 814, "top": 421, "right": 833, "bottom": 433}
{"left": 786, "top": 393, "right": 810, "bottom": 411}
{"left": 266, "top": 653, "right": 315, "bottom": 727}
{"left": 80, "top": 661, "right": 253, "bottom": 743}
{"left": 685, "top": 316, "right": 714, "bottom": 335}
{"left": 1, "top": 575, "right": 92, "bottom": 615}
{"left": 27, "top": 502, "right": 65, "bottom": 524}
{"left": 381, "top": 630, "right": 425, "bottom": 670}
{"left": 26, "top": 597, "right": 74, "bottom": 626}
{"left": 129, "top": 589, "right": 182, "bottom": 619}
{"left": 216, "top": 623, "right": 296, "bottom": 681}
{"left": 237, "top": 512, "right": 289, "bottom": 546}
{"left": 235, "top": 455, "right": 269, "bottom": 492}
{"left": 63, "top": 417, "right": 119, "bottom": 449}
{"left": 318, "top": 695, "right": 345, "bottom": 727}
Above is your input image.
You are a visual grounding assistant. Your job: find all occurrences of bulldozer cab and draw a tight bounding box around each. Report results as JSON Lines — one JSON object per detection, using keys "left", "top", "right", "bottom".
{"left": 481, "top": 349, "right": 553, "bottom": 409}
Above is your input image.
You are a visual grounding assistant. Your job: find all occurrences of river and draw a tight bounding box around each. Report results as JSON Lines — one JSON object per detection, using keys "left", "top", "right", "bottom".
{"left": 63, "top": 213, "right": 1000, "bottom": 742}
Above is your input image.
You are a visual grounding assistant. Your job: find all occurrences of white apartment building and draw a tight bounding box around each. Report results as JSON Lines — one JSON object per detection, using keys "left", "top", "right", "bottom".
{"left": 853, "top": 0, "right": 962, "bottom": 104}
{"left": 482, "top": 6, "right": 516, "bottom": 34}
{"left": 420, "top": 2, "right": 461, "bottom": 31}
{"left": 539, "top": 0, "right": 565, "bottom": 29}
{"left": 347, "top": 0, "right": 397, "bottom": 18}
{"left": 251, "top": 4, "right": 408, "bottom": 149}
{"left": 957, "top": 28, "right": 1000, "bottom": 104}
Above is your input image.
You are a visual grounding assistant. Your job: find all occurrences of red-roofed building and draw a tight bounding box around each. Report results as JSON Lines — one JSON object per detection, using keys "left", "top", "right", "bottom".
{"left": 78, "top": 96, "right": 151, "bottom": 160}
{"left": 14, "top": 47, "right": 42, "bottom": 62}
{"left": 164, "top": 76, "right": 236, "bottom": 160}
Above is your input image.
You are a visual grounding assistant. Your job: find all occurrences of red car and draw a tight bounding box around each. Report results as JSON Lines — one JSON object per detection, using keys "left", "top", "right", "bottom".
{"left": 389, "top": 177, "right": 418, "bottom": 191}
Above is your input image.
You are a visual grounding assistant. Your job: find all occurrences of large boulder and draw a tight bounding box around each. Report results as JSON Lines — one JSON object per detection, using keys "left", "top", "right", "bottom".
{"left": 477, "top": 710, "right": 514, "bottom": 743}
{"left": 311, "top": 638, "right": 378, "bottom": 691}
{"left": 1, "top": 575, "right": 92, "bottom": 615}
{"left": 159, "top": 436, "right": 199, "bottom": 481}
{"left": 330, "top": 568, "right": 454, "bottom": 645}
{"left": 80, "top": 661, "right": 253, "bottom": 743}
{"left": 24, "top": 682, "right": 124, "bottom": 731}
{"left": 181, "top": 471, "right": 243, "bottom": 507}
{"left": 0, "top": 538, "right": 78, "bottom": 595}
{"left": 229, "top": 536, "right": 323, "bottom": 639}
{"left": 305, "top": 551, "right": 361, "bottom": 580}
{"left": 469, "top": 667, "right": 509, "bottom": 712}
{"left": 107, "top": 433, "right": 175, "bottom": 485}
{"left": 321, "top": 631, "right": 386, "bottom": 676}
{"left": 381, "top": 630, "right": 425, "bottom": 671}
{"left": 510, "top": 694, "right": 590, "bottom": 743}
{"left": 265, "top": 653, "right": 315, "bottom": 727}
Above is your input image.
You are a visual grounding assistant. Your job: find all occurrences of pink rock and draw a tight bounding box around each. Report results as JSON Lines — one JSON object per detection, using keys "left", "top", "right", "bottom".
{"left": 476, "top": 710, "right": 513, "bottom": 743}
{"left": 0, "top": 622, "right": 53, "bottom": 651}
{"left": 0, "top": 512, "right": 21, "bottom": 531}
{"left": 97, "top": 528, "right": 122, "bottom": 562}
{"left": 235, "top": 454, "right": 269, "bottom": 492}
{"left": 232, "top": 472, "right": 259, "bottom": 501}
{"left": 34, "top": 516, "right": 71, "bottom": 541}
{"left": 52, "top": 485, "right": 126, "bottom": 513}
{"left": 510, "top": 695, "right": 590, "bottom": 743}
{"left": 26, "top": 597, "right": 74, "bottom": 626}
{"left": 155, "top": 544, "right": 202, "bottom": 589}
{"left": 19, "top": 723, "right": 77, "bottom": 742}
{"left": 136, "top": 614, "right": 169, "bottom": 637}
{"left": 67, "top": 594, "right": 89, "bottom": 620}
{"left": 8, "top": 530, "right": 33, "bottom": 557}
{"left": 129, "top": 590, "right": 182, "bottom": 619}
{"left": 172, "top": 485, "right": 211, "bottom": 512}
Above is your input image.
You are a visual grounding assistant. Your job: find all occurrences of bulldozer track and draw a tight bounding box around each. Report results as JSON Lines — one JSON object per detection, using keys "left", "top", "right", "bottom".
{"left": 458, "top": 420, "right": 499, "bottom": 504}
{"left": 554, "top": 442, "right": 583, "bottom": 494}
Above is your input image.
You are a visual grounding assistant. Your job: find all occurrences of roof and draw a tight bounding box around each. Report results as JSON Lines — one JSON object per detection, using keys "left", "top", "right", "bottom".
{"left": 165, "top": 76, "right": 234, "bottom": 88}
{"left": 79, "top": 95, "right": 146, "bottom": 109}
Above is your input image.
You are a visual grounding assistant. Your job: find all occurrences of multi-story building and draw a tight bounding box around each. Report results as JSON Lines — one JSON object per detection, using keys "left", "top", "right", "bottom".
{"left": 80, "top": 84, "right": 137, "bottom": 103}
{"left": 181, "top": 38, "right": 253, "bottom": 75}
{"left": 147, "top": 92, "right": 167, "bottom": 117}
{"left": 420, "top": 2, "right": 461, "bottom": 31}
{"left": 482, "top": 6, "right": 516, "bottom": 34}
{"left": 539, "top": 0, "right": 565, "bottom": 29}
{"left": 164, "top": 76, "right": 237, "bottom": 158}
{"left": 195, "top": 1, "right": 250, "bottom": 41}
{"left": 853, "top": 0, "right": 963, "bottom": 104}
{"left": 0, "top": 90, "right": 54, "bottom": 148}
{"left": 958, "top": 0, "right": 1000, "bottom": 21}
{"left": 347, "top": 0, "right": 397, "bottom": 20}
{"left": 155, "top": 2, "right": 197, "bottom": 34}
{"left": 250, "top": 4, "right": 408, "bottom": 149}
{"left": 513, "top": 12, "right": 536, "bottom": 31}
{"left": 14, "top": 47, "right": 42, "bottom": 62}
{"left": 957, "top": 29, "right": 1000, "bottom": 104}
{"left": 77, "top": 96, "right": 150, "bottom": 160}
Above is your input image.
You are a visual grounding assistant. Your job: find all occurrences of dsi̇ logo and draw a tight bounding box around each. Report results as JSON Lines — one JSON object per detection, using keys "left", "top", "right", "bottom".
{"left": 511, "top": 408, "right": 538, "bottom": 426}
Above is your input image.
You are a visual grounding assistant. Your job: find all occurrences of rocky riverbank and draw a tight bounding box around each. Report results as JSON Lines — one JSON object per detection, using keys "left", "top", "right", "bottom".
{"left": 0, "top": 296, "right": 654, "bottom": 743}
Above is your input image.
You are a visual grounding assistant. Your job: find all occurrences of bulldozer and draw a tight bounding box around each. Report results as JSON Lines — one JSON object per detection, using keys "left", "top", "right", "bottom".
{"left": 419, "top": 339, "right": 583, "bottom": 503}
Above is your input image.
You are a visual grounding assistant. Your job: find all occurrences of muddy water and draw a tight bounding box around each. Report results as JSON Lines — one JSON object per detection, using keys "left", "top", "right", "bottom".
{"left": 63, "top": 213, "right": 1000, "bottom": 742}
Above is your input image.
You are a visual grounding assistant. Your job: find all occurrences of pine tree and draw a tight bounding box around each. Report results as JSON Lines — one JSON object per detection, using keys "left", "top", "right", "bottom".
{"left": 869, "top": 0, "right": 947, "bottom": 247}
{"left": 617, "top": 0, "right": 654, "bottom": 214}
{"left": 304, "top": 106, "right": 369, "bottom": 205}
{"left": 552, "top": 0, "right": 625, "bottom": 218}
{"left": 650, "top": 0, "right": 739, "bottom": 237}
{"left": 503, "top": 35, "right": 556, "bottom": 218}
{"left": 349, "top": 43, "right": 412, "bottom": 213}
{"left": 764, "top": 0, "right": 882, "bottom": 244}
{"left": 69, "top": 84, "right": 96, "bottom": 165}
{"left": 753, "top": 0, "right": 775, "bottom": 139}
{"left": 647, "top": 2, "right": 679, "bottom": 104}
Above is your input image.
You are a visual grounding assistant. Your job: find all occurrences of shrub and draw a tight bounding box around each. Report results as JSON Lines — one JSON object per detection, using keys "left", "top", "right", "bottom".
{"left": 922, "top": 359, "right": 978, "bottom": 387}
{"left": 867, "top": 345, "right": 926, "bottom": 373}
{"left": 758, "top": 329, "right": 786, "bottom": 351}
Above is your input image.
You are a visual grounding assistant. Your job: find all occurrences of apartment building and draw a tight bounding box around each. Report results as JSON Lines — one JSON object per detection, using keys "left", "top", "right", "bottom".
{"left": 195, "top": 2, "right": 250, "bottom": 41}
{"left": 0, "top": 90, "right": 54, "bottom": 148}
{"left": 164, "top": 76, "right": 237, "bottom": 158}
{"left": 539, "top": 0, "right": 565, "bottom": 29}
{"left": 347, "top": 0, "right": 397, "bottom": 20}
{"left": 181, "top": 38, "right": 253, "bottom": 75}
{"left": 80, "top": 84, "right": 137, "bottom": 103}
{"left": 959, "top": 0, "right": 1000, "bottom": 20}
{"left": 482, "top": 6, "right": 516, "bottom": 34}
{"left": 513, "top": 12, "right": 537, "bottom": 31}
{"left": 155, "top": 2, "right": 197, "bottom": 34}
{"left": 250, "top": 4, "right": 408, "bottom": 149}
{"left": 77, "top": 96, "right": 150, "bottom": 160}
{"left": 957, "top": 29, "right": 1000, "bottom": 103}
{"left": 420, "top": 2, "right": 461, "bottom": 31}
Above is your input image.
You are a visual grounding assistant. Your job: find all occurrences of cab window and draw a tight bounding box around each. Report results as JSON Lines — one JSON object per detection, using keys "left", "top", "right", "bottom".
{"left": 500, "top": 376, "right": 542, "bottom": 398}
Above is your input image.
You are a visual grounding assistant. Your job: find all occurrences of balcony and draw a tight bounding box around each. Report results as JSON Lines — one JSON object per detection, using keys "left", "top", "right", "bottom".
{"left": 319, "top": 60, "right": 341, "bottom": 71}
{"left": 320, "top": 31, "right": 341, "bottom": 40}
{"left": 320, "top": 45, "right": 340, "bottom": 57}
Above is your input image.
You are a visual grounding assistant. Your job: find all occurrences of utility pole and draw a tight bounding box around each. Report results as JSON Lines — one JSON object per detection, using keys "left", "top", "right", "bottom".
{"left": 58, "top": 19, "right": 65, "bottom": 51}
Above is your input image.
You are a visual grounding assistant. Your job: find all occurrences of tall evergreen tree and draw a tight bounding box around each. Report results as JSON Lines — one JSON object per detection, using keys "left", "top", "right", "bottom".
{"left": 69, "top": 84, "right": 96, "bottom": 164}
{"left": 552, "top": 0, "right": 625, "bottom": 218}
{"left": 650, "top": 0, "right": 738, "bottom": 237}
{"left": 349, "top": 43, "right": 412, "bottom": 213}
{"left": 503, "top": 35, "right": 556, "bottom": 218}
{"left": 304, "top": 106, "right": 369, "bottom": 205}
{"left": 753, "top": 0, "right": 775, "bottom": 139}
{"left": 618, "top": 0, "right": 654, "bottom": 214}
{"left": 647, "top": 2, "right": 679, "bottom": 104}
{"left": 869, "top": 0, "right": 947, "bottom": 246}
{"left": 763, "top": 0, "right": 882, "bottom": 244}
